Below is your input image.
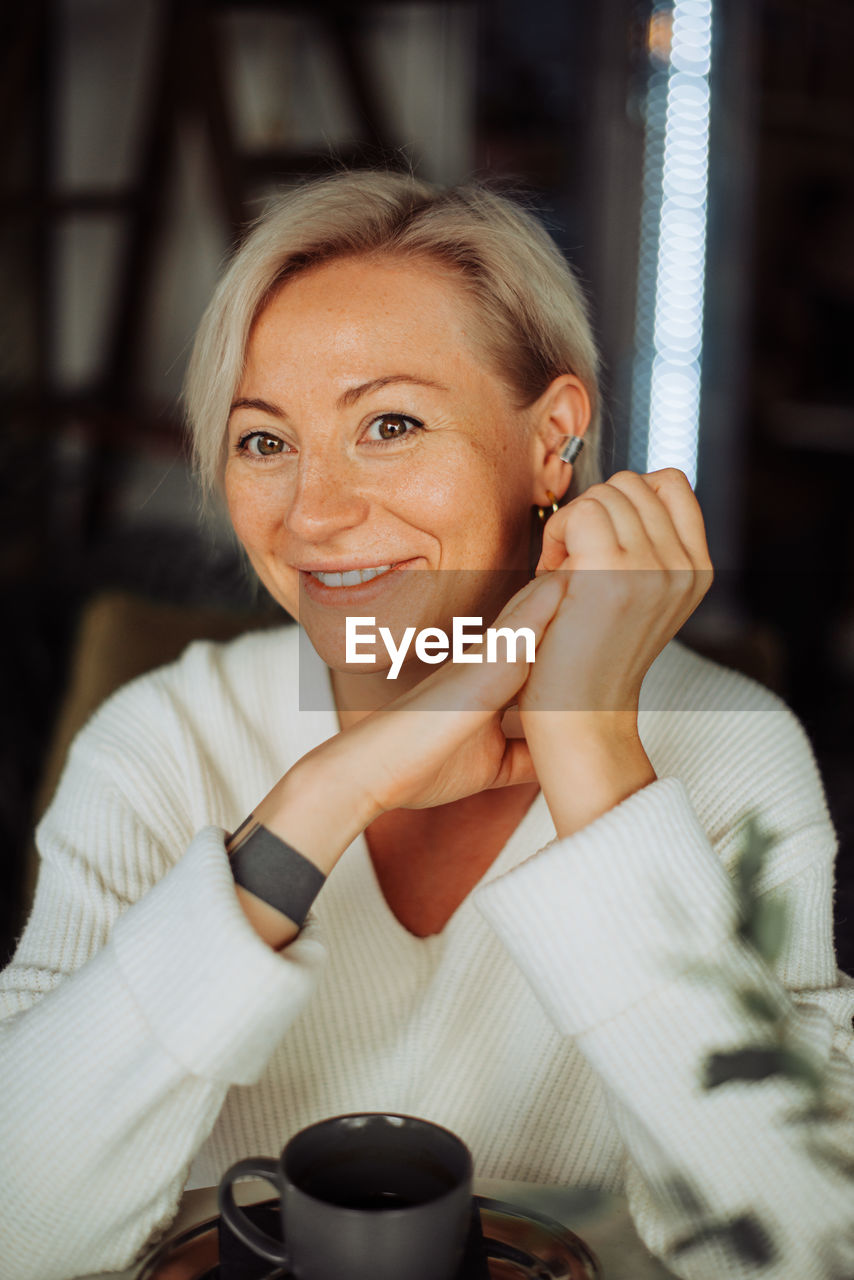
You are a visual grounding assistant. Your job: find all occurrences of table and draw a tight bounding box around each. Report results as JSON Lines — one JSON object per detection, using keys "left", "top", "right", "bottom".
{"left": 78, "top": 1178, "right": 678, "bottom": 1279}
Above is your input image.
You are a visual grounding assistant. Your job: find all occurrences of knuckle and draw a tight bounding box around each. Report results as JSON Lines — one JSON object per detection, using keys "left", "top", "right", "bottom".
{"left": 573, "top": 490, "right": 606, "bottom": 513}
{"left": 603, "top": 573, "right": 634, "bottom": 609}
{"left": 646, "top": 466, "right": 686, "bottom": 486}
{"left": 666, "top": 555, "right": 694, "bottom": 575}
{"left": 664, "top": 567, "right": 693, "bottom": 597}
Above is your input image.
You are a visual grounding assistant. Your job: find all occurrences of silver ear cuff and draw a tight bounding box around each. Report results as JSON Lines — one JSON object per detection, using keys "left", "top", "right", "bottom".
{"left": 558, "top": 436, "right": 585, "bottom": 464}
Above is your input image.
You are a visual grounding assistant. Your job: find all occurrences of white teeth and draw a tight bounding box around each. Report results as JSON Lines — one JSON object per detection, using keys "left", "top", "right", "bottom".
{"left": 311, "top": 564, "right": 394, "bottom": 587}
{"left": 358, "top": 564, "right": 393, "bottom": 583}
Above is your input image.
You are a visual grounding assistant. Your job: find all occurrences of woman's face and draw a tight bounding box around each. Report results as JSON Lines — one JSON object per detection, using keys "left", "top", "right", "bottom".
{"left": 225, "top": 255, "right": 547, "bottom": 671}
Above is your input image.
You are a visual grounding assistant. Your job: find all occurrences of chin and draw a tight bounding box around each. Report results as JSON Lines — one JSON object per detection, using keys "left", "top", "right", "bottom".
{"left": 297, "top": 617, "right": 378, "bottom": 669}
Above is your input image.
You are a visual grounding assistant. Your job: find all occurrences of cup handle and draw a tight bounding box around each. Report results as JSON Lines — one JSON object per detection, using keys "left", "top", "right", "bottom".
{"left": 218, "top": 1156, "right": 291, "bottom": 1268}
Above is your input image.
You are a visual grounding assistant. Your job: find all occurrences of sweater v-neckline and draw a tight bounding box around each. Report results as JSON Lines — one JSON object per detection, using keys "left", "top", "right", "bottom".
{"left": 353, "top": 786, "right": 553, "bottom": 943}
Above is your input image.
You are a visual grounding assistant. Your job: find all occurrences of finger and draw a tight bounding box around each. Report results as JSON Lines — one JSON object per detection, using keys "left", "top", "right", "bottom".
{"left": 571, "top": 482, "right": 658, "bottom": 557}
{"left": 415, "top": 571, "right": 567, "bottom": 715}
{"left": 638, "top": 469, "right": 713, "bottom": 569}
{"left": 489, "top": 736, "right": 536, "bottom": 790}
{"left": 537, "top": 494, "right": 620, "bottom": 572}
{"left": 500, "top": 704, "right": 524, "bottom": 738}
{"left": 603, "top": 471, "right": 695, "bottom": 567}
{"left": 492, "top": 564, "right": 567, "bottom": 630}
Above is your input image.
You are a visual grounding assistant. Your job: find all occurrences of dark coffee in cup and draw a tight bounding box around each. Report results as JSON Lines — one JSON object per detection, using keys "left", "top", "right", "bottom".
{"left": 218, "top": 1112, "right": 474, "bottom": 1280}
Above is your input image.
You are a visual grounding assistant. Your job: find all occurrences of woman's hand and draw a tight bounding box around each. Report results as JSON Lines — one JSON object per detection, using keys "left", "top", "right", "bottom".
{"left": 518, "top": 467, "right": 713, "bottom": 836}
{"left": 525, "top": 467, "right": 713, "bottom": 716}
{"left": 319, "top": 570, "right": 568, "bottom": 816}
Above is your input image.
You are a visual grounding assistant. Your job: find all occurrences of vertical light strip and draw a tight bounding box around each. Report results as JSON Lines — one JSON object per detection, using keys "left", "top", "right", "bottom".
{"left": 629, "top": 0, "right": 713, "bottom": 484}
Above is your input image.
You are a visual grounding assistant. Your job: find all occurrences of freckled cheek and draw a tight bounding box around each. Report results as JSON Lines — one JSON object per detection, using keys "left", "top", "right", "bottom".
{"left": 225, "top": 471, "right": 287, "bottom": 552}
{"left": 397, "top": 467, "right": 459, "bottom": 520}
{"left": 398, "top": 470, "right": 479, "bottom": 553}
{"left": 399, "top": 459, "right": 518, "bottom": 563}
{"left": 226, "top": 473, "right": 302, "bottom": 612}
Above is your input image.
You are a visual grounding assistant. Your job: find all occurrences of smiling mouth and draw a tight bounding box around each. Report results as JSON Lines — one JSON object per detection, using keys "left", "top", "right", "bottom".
{"left": 306, "top": 563, "right": 397, "bottom": 587}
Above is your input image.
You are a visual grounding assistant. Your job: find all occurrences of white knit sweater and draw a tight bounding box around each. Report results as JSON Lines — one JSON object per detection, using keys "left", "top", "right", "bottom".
{"left": 1, "top": 626, "right": 853, "bottom": 1280}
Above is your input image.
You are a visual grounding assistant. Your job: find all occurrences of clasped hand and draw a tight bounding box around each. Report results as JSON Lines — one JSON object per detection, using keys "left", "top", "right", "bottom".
{"left": 334, "top": 469, "right": 713, "bottom": 819}
{"left": 523, "top": 466, "right": 713, "bottom": 715}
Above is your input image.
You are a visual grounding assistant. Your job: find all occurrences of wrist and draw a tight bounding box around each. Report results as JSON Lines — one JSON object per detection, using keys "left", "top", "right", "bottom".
{"left": 523, "top": 712, "right": 656, "bottom": 838}
{"left": 258, "top": 746, "right": 380, "bottom": 874}
{"left": 231, "top": 746, "right": 380, "bottom": 951}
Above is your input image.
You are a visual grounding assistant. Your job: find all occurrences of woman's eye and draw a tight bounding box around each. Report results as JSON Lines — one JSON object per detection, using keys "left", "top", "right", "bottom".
{"left": 365, "top": 413, "right": 423, "bottom": 443}
{"left": 240, "top": 432, "right": 286, "bottom": 456}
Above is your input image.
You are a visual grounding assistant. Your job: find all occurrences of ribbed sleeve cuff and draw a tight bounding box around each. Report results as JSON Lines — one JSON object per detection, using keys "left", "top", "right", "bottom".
{"left": 474, "top": 777, "right": 738, "bottom": 1035}
{"left": 111, "top": 827, "right": 327, "bottom": 1084}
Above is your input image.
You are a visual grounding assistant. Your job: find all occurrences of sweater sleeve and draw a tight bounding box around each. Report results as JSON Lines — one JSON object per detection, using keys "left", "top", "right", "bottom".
{"left": 0, "top": 697, "right": 327, "bottom": 1280}
{"left": 474, "top": 717, "right": 854, "bottom": 1278}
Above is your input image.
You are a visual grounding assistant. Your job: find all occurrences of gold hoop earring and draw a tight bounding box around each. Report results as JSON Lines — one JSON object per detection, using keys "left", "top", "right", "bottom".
{"left": 537, "top": 490, "right": 559, "bottom": 522}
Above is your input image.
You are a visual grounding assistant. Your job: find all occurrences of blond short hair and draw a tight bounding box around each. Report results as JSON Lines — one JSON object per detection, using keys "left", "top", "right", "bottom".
{"left": 185, "top": 170, "right": 602, "bottom": 498}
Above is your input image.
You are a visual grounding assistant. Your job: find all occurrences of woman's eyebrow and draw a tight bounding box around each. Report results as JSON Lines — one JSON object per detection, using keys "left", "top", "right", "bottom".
{"left": 337, "top": 375, "right": 449, "bottom": 408}
{"left": 229, "top": 396, "right": 285, "bottom": 419}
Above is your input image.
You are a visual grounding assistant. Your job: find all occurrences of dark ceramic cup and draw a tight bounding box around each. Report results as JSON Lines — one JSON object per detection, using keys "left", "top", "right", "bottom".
{"left": 218, "top": 1112, "right": 474, "bottom": 1280}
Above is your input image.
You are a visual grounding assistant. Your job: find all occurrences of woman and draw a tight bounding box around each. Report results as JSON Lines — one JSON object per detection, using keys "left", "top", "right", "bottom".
{"left": 1, "top": 171, "right": 852, "bottom": 1280}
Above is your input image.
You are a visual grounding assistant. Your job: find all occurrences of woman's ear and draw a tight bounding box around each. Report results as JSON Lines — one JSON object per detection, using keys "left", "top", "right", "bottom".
{"left": 530, "top": 374, "right": 591, "bottom": 506}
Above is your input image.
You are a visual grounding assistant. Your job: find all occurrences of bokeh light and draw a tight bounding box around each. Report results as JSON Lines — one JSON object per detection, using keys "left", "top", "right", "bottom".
{"left": 630, "top": 0, "right": 713, "bottom": 484}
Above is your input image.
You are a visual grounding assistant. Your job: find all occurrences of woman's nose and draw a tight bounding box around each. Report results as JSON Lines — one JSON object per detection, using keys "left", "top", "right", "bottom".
{"left": 284, "top": 455, "right": 372, "bottom": 541}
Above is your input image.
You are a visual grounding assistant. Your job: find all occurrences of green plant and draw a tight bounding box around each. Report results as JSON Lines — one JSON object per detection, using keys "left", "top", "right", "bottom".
{"left": 664, "top": 817, "right": 854, "bottom": 1274}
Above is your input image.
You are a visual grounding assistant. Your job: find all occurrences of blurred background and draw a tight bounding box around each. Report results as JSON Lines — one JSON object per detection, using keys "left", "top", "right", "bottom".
{"left": 2, "top": 0, "right": 853, "bottom": 969}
